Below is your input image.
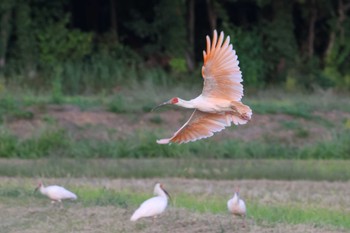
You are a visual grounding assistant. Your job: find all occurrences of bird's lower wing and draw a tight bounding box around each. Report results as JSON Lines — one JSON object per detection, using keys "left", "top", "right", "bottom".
{"left": 157, "top": 110, "right": 248, "bottom": 144}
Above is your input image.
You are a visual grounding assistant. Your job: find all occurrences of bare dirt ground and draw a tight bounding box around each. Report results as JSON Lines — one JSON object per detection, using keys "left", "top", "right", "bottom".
{"left": 1, "top": 177, "right": 349, "bottom": 233}
{"left": 6, "top": 104, "right": 350, "bottom": 145}
{"left": 1, "top": 205, "right": 345, "bottom": 233}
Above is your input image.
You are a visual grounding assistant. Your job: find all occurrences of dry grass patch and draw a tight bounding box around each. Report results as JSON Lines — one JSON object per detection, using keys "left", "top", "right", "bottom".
{"left": 0, "top": 205, "right": 347, "bottom": 233}
{"left": 1, "top": 177, "right": 350, "bottom": 210}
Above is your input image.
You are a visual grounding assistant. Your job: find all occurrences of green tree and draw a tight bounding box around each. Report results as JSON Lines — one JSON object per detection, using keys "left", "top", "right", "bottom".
{"left": 323, "top": 0, "right": 350, "bottom": 89}
{"left": 0, "top": 0, "right": 15, "bottom": 69}
{"left": 128, "top": 0, "right": 186, "bottom": 58}
{"left": 261, "top": 0, "right": 298, "bottom": 83}
{"left": 37, "top": 15, "right": 93, "bottom": 67}
{"left": 14, "top": 0, "right": 36, "bottom": 76}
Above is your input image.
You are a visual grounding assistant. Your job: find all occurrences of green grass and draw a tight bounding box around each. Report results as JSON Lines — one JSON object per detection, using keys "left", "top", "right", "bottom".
{"left": 0, "top": 94, "right": 35, "bottom": 123}
{"left": 0, "top": 124, "right": 349, "bottom": 159}
{"left": 1, "top": 158, "right": 350, "bottom": 181}
{"left": 76, "top": 187, "right": 130, "bottom": 208}
{"left": 173, "top": 194, "right": 350, "bottom": 229}
{"left": 250, "top": 203, "right": 350, "bottom": 229}
{"left": 0, "top": 127, "right": 69, "bottom": 158}
{"left": 249, "top": 100, "right": 314, "bottom": 118}
{"left": 250, "top": 88, "right": 350, "bottom": 113}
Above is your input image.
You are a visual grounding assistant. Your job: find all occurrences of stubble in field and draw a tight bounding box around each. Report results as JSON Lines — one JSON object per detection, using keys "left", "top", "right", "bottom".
{"left": 1, "top": 177, "right": 349, "bottom": 233}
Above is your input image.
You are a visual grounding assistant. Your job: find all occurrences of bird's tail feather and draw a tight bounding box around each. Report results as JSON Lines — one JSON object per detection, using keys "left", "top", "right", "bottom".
{"left": 130, "top": 212, "right": 140, "bottom": 221}
{"left": 229, "top": 102, "right": 252, "bottom": 125}
{"left": 157, "top": 138, "right": 171, "bottom": 144}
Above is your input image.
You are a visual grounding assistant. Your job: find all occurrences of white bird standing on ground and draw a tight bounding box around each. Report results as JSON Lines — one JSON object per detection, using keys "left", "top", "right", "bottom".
{"left": 34, "top": 181, "right": 77, "bottom": 205}
{"left": 130, "top": 183, "right": 170, "bottom": 221}
{"left": 154, "top": 30, "right": 252, "bottom": 144}
{"left": 227, "top": 188, "right": 247, "bottom": 227}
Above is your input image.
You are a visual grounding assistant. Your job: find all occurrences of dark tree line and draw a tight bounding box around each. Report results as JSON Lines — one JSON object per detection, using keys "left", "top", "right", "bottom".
{"left": 0, "top": 0, "right": 350, "bottom": 91}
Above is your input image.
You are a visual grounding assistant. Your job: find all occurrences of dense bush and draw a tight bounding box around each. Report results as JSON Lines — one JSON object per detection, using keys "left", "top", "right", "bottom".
{"left": 0, "top": 0, "right": 350, "bottom": 92}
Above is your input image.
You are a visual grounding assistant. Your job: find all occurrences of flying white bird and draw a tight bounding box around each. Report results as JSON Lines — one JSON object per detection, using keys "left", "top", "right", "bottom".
{"left": 34, "top": 181, "right": 77, "bottom": 205}
{"left": 130, "top": 183, "right": 170, "bottom": 221}
{"left": 154, "top": 30, "right": 252, "bottom": 144}
{"left": 227, "top": 188, "right": 247, "bottom": 227}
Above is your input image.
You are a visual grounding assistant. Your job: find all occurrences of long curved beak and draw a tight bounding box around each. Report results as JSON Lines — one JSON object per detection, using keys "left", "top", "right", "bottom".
{"left": 163, "top": 188, "right": 172, "bottom": 202}
{"left": 151, "top": 100, "right": 172, "bottom": 112}
{"left": 34, "top": 187, "right": 39, "bottom": 193}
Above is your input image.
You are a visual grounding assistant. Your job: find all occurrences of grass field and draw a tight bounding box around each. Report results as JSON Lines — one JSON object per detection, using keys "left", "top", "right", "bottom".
{"left": 1, "top": 158, "right": 350, "bottom": 181}
{"left": 1, "top": 177, "right": 349, "bottom": 233}
{"left": 0, "top": 87, "right": 350, "bottom": 160}
{"left": 1, "top": 158, "right": 350, "bottom": 233}
{"left": 1, "top": 87, "right": 350, "bottom": 232}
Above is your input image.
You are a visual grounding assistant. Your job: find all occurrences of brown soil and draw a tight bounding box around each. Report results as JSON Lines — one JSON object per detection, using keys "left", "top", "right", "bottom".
{"left": 5, "top": 104, "right": 350, "bottom": 145}
{"left": 1, "top": 205, "right": 346, "bottom": 233}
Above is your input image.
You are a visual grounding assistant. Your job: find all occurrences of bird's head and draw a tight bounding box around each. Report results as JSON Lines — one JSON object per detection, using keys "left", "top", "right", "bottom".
{"left": 160, "top": 183, "right": 171, "bottom": 200}
{"left": 234, "top": 187, "right": 240, "bottom": 196}
{"left": 34, "top": 181, "right": 43, "bottom": 192}
{"left": 152, "top": 97, "right": 179, "bottom": 111}
{"left": 154, "top": 182, "right": 171, "bottom": 201}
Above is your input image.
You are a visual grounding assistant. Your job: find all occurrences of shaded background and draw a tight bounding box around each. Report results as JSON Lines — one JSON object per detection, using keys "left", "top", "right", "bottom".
{"left": 1, "top": 0, "right": 350, "bottom": 93}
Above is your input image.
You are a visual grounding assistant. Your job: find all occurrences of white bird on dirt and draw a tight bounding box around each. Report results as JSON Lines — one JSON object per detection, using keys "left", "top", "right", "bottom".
{"left": 130, "top": 183, "right": 170, "bottom": 221}
{"left": 34, "top": 181, "right": 77, "bottom": 205}
{"left": 227, "top": 188, "right": 247, "bottom": 227}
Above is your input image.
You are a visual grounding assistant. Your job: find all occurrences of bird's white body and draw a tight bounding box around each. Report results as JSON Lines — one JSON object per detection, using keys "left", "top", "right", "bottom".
{"left": 227, "top": 192, "right": 246, "bottom": 217}
{"left": 184, "top": 95, "right": 232, "bottom": 113}
{"left": 130, "top": 183, "right": 169, "bottom": 221}
{"left": 227, "top": 191, "right": 247, "bottom": 227}
{"left": 156, "top": 30, "right": 252, "bottom": 144}
{"left": 37, "top": 183, "right": 77, "bottom": 203}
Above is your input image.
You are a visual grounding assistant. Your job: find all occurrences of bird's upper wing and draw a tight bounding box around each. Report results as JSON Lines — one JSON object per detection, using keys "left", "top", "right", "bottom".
{"left": 49, "top": 186, "right": 77, "bottom": 199}
{"left": 130, "top": 196, "right": 167, "bottom": 221}
{"left": 157, "top": 110, "right": 248, "bottom": 144}
{"left": 201, "top": 30, "right": 243, "bottom": 101}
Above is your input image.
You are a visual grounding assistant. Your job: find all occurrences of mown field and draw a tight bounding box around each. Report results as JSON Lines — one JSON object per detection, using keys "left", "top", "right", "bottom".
{"left": 0, "top": 86, "right": 350, "bottom": 232}
{"left": 1, "top": 176, "right": 350, "bottom": 233}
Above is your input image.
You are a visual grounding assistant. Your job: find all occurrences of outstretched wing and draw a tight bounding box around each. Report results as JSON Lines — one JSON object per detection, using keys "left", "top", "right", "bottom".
{"left": 157, "top": 110, "right": 248, "bottom": 144}
{"left": 201, "top": 30, "right": 243, "bottom": 101}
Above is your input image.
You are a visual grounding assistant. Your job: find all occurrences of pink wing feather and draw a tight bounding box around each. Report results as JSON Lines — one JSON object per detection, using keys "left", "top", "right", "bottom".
{"left": 201, "top": 30, "right": 243, "bottom": 101}
{"left": 157, "top": 31, "right": 249, "bottom": 144}
{"left": 157, "top": 110, "right": 246, "bottom": 144}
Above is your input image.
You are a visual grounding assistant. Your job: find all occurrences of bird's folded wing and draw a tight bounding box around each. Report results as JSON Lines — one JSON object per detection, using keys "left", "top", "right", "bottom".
{"left": 201, "top": 30, "right": 243, "bottom": 101}
{"left": 157, "top": 110, "right": 234, "bottom": 144}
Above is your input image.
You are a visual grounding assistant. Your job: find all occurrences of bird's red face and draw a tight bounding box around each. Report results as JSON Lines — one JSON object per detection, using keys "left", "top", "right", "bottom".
{"left": 170, "top": 97, "right": 179, "bottom": 104}
{"left": 152, "top": 97, "right": 179, "bottom": 112}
